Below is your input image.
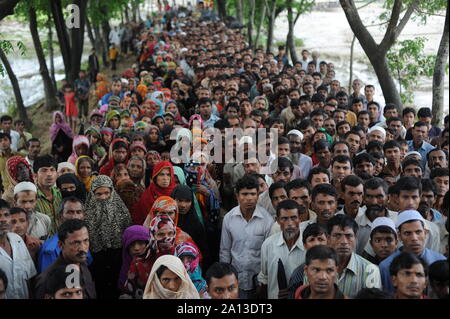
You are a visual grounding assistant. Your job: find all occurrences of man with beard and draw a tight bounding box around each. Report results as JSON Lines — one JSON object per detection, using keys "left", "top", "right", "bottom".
{"left": 323, "top": 118, "right": 336, "bottom": 138}
{"left": 362, "top": 217, "right": 398, "bottom": 265}
{"left": 287, "top": 130, "right": 312, "bottom": 180}
{"left": 356, "top": 177, "right": 399, "bottom": 250}
{"left": 258, "top": 200, "right": 305, "bottom": 299}
{"left": 418, "top": 179, "right": 444, "bottom": 224}
{"left": 337, "top": 175, "right": 364, "bottom": 219}
{"left": 34, "top": 219, "right": 96, "bottom": 299}
{"left": 313, "top": 140, "right": 332, "bottom": 170}
{"left": 326, "top": 214, "right": 381, "bottom": 298}
{"left": 427, "top": 148, "right": 448, "bottom": 170}
{"left": 25, "top": 138, "right": 41, "bottom": 173}
{"left": 303, "top": 184, "right": 338, "bottom": 233}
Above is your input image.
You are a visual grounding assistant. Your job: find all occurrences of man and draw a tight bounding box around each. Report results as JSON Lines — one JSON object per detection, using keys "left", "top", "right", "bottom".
{"left": 14, "top": 182, "right": 51, "bottom": 241}
{"left": 382, "top": 140, "right": 402, "bottom": 178}
{"left": 337, "top": 175, "right": 364, "bottom": 219}
{"left": 331, "top": 155, "right": 353, "bottom": 206}
{"left": 313, "top": 140, "right": 332, "bottom": 170}
{"left": 38, "top": 196, "right": 93, "bottom": 273}
{"left": 305, "top": 183, "right": 338, "bottom": 232}
{"left": 9, "top": 207, "right": 41, "bottom": 263}
{"left": 34, "top": 219, "right": 96, "bottom": 299}
{"left": 417, "top": 107, "right": 441, "bottom": 139}
{"left": 344, "top": 130, "right": 361, "bottom": 158}
{"left": 43, "top": 264, "right": 85, "bottom": 299}
{"left": 205, "top": 262, "right": 239, "bottom": 299}
{"left": 419, "top": 179, "right": 443, "bottom": 224}
{"left": 308, "top": 167, "right": 331, "bottom": 189}
{"left": 198, "top": 98, "right": 220, "bottom": 129}
{"left": 0, "top": 132, "right": 20, "bottom": 192}
{"left": 367, "top": 126, "right": 386, "bottom": 144}
{"left": 387, "top": 117, "right": 404, "bottom": 140}
{"left": 364, "top": 85, "right": 375, "bottom": 106}
{"left": 367, "top": 101, "right": 382, "bottom": 125}
{"left": 389, "top": 251, "right": 429, "bottom": 299}
{"left": 0, "top": 199, "right": 36, "bottom": 299}
{"left": 0, "top": 115, "right": 20, "bottom": 152}
{"left": 13, "top": 120, "right": 32, "bottom": 154}
{"left": 326, "top": 214, "right": 381, "bottom": 298}
{"left": 379, "top": 210, "right": 446, "bottom": 293}
{"left": 294, "top": 245, "right": 348, "bottom": 299}
{"left": 331, "top": 141, "right": 350, "bottom": 158}
{"left": 33, "top": 155, "right": 62, "bottom": 237}
{"left": 220, "top": 175, "right": 274, "bottom": 299}
{"left": 353, "top": 153, "right": 376, "bottom": 177}
{"left": 428, "top": 260, "right": 449, "bottom": 299}
{"left": 356, "top": 178, "right": 398, "bottom": 257}
{"left": 407, "top": 121, "right": 434, "bottom": 167}
{"left": 362, "top": 217, "right": 398, "bottom": 265}
{"left": 427, "top": 148, "right": 448, "bottom": 170}
{"left": 275, "top": 45, "right": 288, "bottom": 65}
{"left": 402, "top": 158, "right": 423, "bottom": 179}
{"left": 25, "top": 138, "right": 41, "bottom": 173}
{"left": 336, "top": 121, "right": 351, "bottom": 141}
{"left": 277, "top": 137, "right": 302, "bottom": 179}
{"left": 357, "top": 111, "right": 370, "bottom": 132}
{"left": 258, "top": 200, "right": 306, "bottom": 299}
{"left": 88, "top": 48, "right": 100, "bottom": 85}
{"left": 430, "top": 168, "right": 449, "bottom": 212}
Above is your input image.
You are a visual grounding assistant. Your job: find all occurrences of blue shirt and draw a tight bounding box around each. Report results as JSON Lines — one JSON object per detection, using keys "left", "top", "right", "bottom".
{"left": 379, "top": 247, "right": 446, "bottom": 293}
{"left": 37, "top": 234, "right": 93, "bottom": 273}
{"left": 407, "top": 140, "right": 434, "bottom": 167}
{"left": 203, "top": 114, "right": 220, "bottom": 129}
{"left": 100, "top": 92, "right": 124, "bottom": 106}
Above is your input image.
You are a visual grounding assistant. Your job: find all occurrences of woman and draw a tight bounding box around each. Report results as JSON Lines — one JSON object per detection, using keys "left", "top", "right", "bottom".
{"left": 118, "top": 225, "right": 149, "bottom": 289}
{"left": 56, "top": 173, "right": 87, "bottom": 203}
{"left": 121, "top": 215, "right": 177, "bottom": 299}
{"left": 165, "top": 100, "right": 188, "bottom": 127}
{"left": 100, "top": 127, "right": 114, "bottom": 151}
{"left": 143, "top": 255, "right": 200, "bottom": 299}
{"left": 116, "top": 178, "right": 144, "bottom": 224}
{"left": 85, "top": 126, "right": 106, "bottom": 163}
{"left": 67, "top": 135, "right": 90, "bottom": 165}
{"left": 133, "top": 161, "right": 176, "bottom": 225}
{"left": 105, "top": 110, "right": 121, "bottom": 130}
{"left": 144, "top": 151, "right": 161, "bottom": 187}
{"left": 145, "top": 125, "right": 165, "bottom": 153}
{"left": 174, "top": 242, "right": 208, "bottom": 297}
{"left": 50, "top": 111, "right": 74, "bottom": 163}
{"left": 85, "top": 175, "right": 132, "bottom": 299}
{"left": 57, "top": 162, "right": 76, "bottom": 177}
{"left": 1, "top": 156, "right": 34, "bottom": 203}
{"left": 152, "top": 115, "right": 165, "bottom": 131}
{"left": 75, "top": 155, "right": 96, "bottom": 192}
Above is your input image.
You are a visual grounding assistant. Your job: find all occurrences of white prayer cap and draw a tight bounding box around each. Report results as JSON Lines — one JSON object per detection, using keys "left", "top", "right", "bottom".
{"left": 180, "top": 48, "right": 188, "bottom": 53}
{"left": 368, "top": 126, "right": 386, "bottom": 138}
{"left": 14, "top": 181, "right": 37, "bottom": 196}
{"left": 371, "top": 217, "right": 396, "bottom": 233}
{"left": 287, "top": 129, "right": 304, "bottom": 141}
{"left": 396, "top": 210, "right": 425, "bottom": 229}
{"left": 57, "top": 162, "right": 76, "bottom": 173}
{"left": 405, "top": 151, "right": 422, "bottom": 159}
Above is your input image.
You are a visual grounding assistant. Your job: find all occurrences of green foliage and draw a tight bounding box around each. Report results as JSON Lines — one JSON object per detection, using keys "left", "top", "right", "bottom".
{"left": 377, "top": 0, "right": 447, "bottom": 26}
{"left": 294, "top": 38, "right": 304, "bottom": 47}
{"left": 387, "top": 37, "right": 436, "bottom": 104}
{"left": 0, "top": 38, "right": 27, "bottom": 77}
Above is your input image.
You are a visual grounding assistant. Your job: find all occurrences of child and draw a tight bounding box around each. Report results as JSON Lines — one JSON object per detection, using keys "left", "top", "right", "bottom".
{"left": 109, "top": 44, "right": 119, "bottom": 70}
{"left": 63, "top": 84, "right": 78, "bottom": 132}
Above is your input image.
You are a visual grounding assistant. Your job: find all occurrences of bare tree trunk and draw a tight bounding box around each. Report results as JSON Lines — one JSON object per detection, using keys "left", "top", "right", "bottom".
{"left": 266, "top": 0, "right": 276, "bottom": 54}
{"left": 47, "top": 14, "right": 56, "bottom": 89}
{"left": 236, "top": 0, "right": 243, "bottom": 24}
{"left": 247, "top": 0, "right": 255, "bottom": 48}
{"left": 432, "top": 5, "right": 449, "bottom": 127}
{"left": 68, "top": 0, "right": 87, "bottom": 83}
{"left": 348, "top": 35, "right": 356, "bottom": 93}
{"left": 216, "top": 0, "right": 227, "bottom": 21}
{"left": 29, "top": 6, "right": 59, "bottom": 112}
{"left": 86, "top": 16, "right": 96, "bottom": 53}
{"left": 254, "top": 1, "right": 267, "bottom": 48}
{"left": 286, "top": 0, "right": 296, "bottom": 64}
{"left": 125, "top": 6, "right": 130, "bottom": 24}
{"left": 0, "top": 48, "right": 30, "bottom": 127}
{"left": 93, "top": 24, "right": 106, "bottom": 67}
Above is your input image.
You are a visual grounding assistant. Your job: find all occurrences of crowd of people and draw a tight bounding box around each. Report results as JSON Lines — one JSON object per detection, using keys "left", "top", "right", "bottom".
{"left": 0, "top": 4, "right": 448, "bottom": 300}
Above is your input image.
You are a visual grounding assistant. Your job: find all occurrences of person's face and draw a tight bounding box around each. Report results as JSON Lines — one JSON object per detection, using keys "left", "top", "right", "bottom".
{"left": 430, "top": 279, "right": 449, "bottom": 299}
{"left": 333, "top": 111, "right": 345, "bottom": 124}
{"left": 352, "top": 102, "right": 364, "bottom": 114}
{"left": 1, "top": 119, "right": 12, "bottom": 132}
{"left": 403, "top": 164, "right": 422, "bottom": 179}
{"left": 277, "top": 143, "right": 290, "bottom": 158}
{"left": 374, "top": 158, "right": 385, "bottom": 175}
{"left": 337, "top": 95, "right": 348, "bottom": 108}
{"left": 156, "top": 168, "right": 171, "bottom": 188}
{"left": 272, "top": 167, "right": 292, "bottom": 183}
{"left": 330, "top": 81, "right": 340, "bottom": 92}
{"left": 304, "top": 258, "right": 338, "bottom": 296}
{"left": 288, "top": 136, "right": 301, "bottom": 153}
{"left": 128, "top": 240, "right": 147, "bottom": 258}
{"left": 109, "top": 116, "right": 120, "bottom": 129}
{"left": 236, "top": 187, "right": 258, "bottom": 211}
{"left": 0, "top": 208, "right": 11, "bottom": 237}
{"left": 398, "top": 190, "right": 421, "bottom": 211}
{"left": 102, "top": 133, "right": 112, "bottom": 145}
{"left": 312, "top": 193, "right": 337, "bottom": 224}
{"left": 15, "top": 121, "right": 25, "bottom": 132}
{"left": 199, "top": 103, "right": 212, "bottom": 117}
{"left": 208, "top": 274, "right": 239, "bottom": 299}
{"left": 289, "top": 188, "right": 311, "bottom": 220}
{"left": 112, "top": 147, "right": 128, "bottom": 163}
{"left": 10, "top": 212, "right": 28, "bottom": 237}
{"left": 304, "top": 234, "right": 328, "bottom": 250}
{"left": 62, "top": 201, "right": 84, "bottom": 221}
{"left": 433, "top": 175, "right": 449, "bottom": 197}
{"left": 392, "top": 263, "right": 427, "bottom": 299}
{"left": 75, "top": 144, "right": 88, "bottom": 157}
{"left": 277, "top": 208, "right": 300, "bottom": 240}
{"left": 256, "top": 177, "right": 268, "bottom": 194}
{"left": 316, "top": 147, "right": 331, "bottom": 167}
{"left": 131, "top": 148, "right": 145, "bottom": 159}
{"left": 384, "top": 108, "right": 398, "bottom": 119}
{"left": 28, "top": 141, "right": 41, "bottom": 157}
{"left": 371, "top": 231, "right": 398, "bottom": 261}
{"left": 59, "top": 227, "right": 89, "bottom": 264}
{"left": 358, "top": 114, "right": 370, "bottom": 129}
{"left": 52, "top": 287, "right": 84, "bottom": 300}
{"left": 385, "top": 147, "right": 400, "bottom": 166}
{"left": 328, "top": 225, "right": 356, "bottom": 258}
{"left": 94, "top": 186, "right": 111, "bottom": 201}
{"left": 345, "top": 133, "right": 360, "bottom": 154}
{"left": 243, "top": 160, "right": 260, "bottom": 175}
{"left": 307, "top": 64, "right": 315, "bottom": 74}
{"left": 0, "top": 137, "right": 11, "bottom": 151}
{"left": 310, "top": 173, "right": 330, "bottom": 189}
{"left": 15, "top": 162, "right": 30, "bottom": 182}
{"left": 413, "top": 125, "right": 428, "bottom": 143}
{"left": 388, "top": 121, "right": 402, "bottom": 137}
{"left": 332, "top": 144, "right": 350, "bottom": 158}
{"left": 311, "top": 115, "right": 324, "bottom": 129}
{"left": 332, "top": 161, "right": 352, "bottom": 182}
{"left": 128, "top": 159, "right": 144, "bottom": 178}
{"left": 364, "top": 87, "right": 374, "bottom": 98}
{"left": 364, "top": 187, "right": 387, "bottom": 208}
{"left": 300, "top": 126, "right": 315, "bottom": 140}
{"left": 155, "top": 224, "right": 175, "bottom": 250}
{"left": 176, "top": 198, "right": 192, "bottom": 215}
{"left": 271, "top": 188, "right": 288, "bottom": 209}
{"left": 403, "top": 112, "right": 415, "bottom": 127}
{"left": 367, "top": 104, "right": 379, "bottom": 120}
{"left": 355, "top": 161, "right": 374, "bottom": 176}
{"left": 428, "top": 150, "right": 448, "bottom": 169}
{"left": 159, "top": 268, "right": 182, "bottom": 292}
{"left": 368, "top": 130, "right": 385, "bottom": 143}
{"left": 15, "top": 191, "right": 37, "bottom": 214}
{"left": 271, "top": 123, "right": 284, "bottom": 136}
{"left": 112, "top": 81, "right": 122, "bottom": 94}
{"left": 154, "top": 117, "right": 165, "bottom": 130}
{"left": 343, "top": 183, "right": 364, "bottom": 210}
{"left": 78, "top": 160, "right": 92, "bottom": 178}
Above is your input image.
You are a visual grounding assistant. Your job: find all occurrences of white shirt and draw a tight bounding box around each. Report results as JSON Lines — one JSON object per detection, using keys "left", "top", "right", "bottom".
{"left": 220, "top": 205, "right": 274, "bottom": 290}
{"left": 257, "top": 190, "right": 276, "bottom": 218}
{"left": 258, "top": 232, "right": 306, "bottom": 299}
{"left": 0, "top": 233, "right": 37, "bottom": 299}
{"left": 0, "top": 129, "right": 20, "bottom": 152}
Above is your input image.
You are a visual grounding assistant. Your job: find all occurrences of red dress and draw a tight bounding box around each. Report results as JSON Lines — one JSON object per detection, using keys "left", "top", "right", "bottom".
{"left": 64, "top": 92, "right": 78, "bottom": 117}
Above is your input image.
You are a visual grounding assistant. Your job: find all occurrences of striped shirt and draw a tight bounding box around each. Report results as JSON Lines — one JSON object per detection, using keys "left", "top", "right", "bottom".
{"left": 35, "top": 187, "right": 62, "bottom": 237}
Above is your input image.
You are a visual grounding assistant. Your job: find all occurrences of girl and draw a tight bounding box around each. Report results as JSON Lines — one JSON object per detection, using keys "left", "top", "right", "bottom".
{"left": 63, "top": 84, "right": 78, "bottom": 132}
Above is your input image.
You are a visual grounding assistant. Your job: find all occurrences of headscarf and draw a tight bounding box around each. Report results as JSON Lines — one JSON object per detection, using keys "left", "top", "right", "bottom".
{"left": 142, "top": 255, "right": 200, "bottom": 299}
{"left": 134, "top": 121, "right": 149, "bottom": 132}
{"left": 132, "top": 161, "right": 176, "bottom": 225}
{"left": 188, "top": 114, "right": 204, "bottom": 130}
{"left": 98, "top": 138, "right": 130, "bottom": 176}
{"left": 174, "top": 242, "right": 207, "bottom": 293}
{"left": 68, "top": 135, "right": 90, "bottom": 165}
{"left": 56, "top": 173, "right": 87, "bottom": 203}
{"left": 136, "top": 83, "right": 148, "bottom": 99}
{"left": 164, "top": 101, "right": 188, "bottom": 127}
{"left": 119, "top": 225, "right": 149, "bottom": 288}
{"left": 50, "top": 111, "right": 74, "bottom": 142}
{"left": 147, "top": 215, "right": 176, "bottom": 255}
{"left": 84, "top": 175, "right": 132, "bottom": 253}
{"left": 116, "top": 178, "right": 144, "bottom": 223}
{"left": 100, "top": 127, "right": 114, "bottom": 137}
{"left": 75, "top": 155, "right": 95, "bottom": 192}
{"left": 105, "top": 110, "right": 121, "bottom": 128}
{"left": 5, "top": 156, "right": 33, "bottom": 187}
{"left": 85, "top": 126, "right": 102, "bottom": 140}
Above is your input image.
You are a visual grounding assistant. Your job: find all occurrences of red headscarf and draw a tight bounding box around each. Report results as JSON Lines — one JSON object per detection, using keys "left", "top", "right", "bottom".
{"left": 132, "top": 161, "right": 176, "bottom": 225}
{"left": 98, "top": 138, "right": 130, "bottom": 176}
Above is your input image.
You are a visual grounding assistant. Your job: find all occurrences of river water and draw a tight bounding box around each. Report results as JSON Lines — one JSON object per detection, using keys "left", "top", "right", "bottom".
{"left": 0, "top": 2, "right": 448, "bottom": 117}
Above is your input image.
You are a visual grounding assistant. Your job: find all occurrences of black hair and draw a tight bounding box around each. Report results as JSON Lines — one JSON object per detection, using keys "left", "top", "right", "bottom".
{"left": 286, "top": 178, "right": 311, "bottom": 196}
{"left": 364, "top": 177, "right": 389, "bottom": 194}
{"left": 353, "top": 153, "right": 375, "bottom": 168}
{"left": 312, "top": 183, "right": 337, "bottom": 202}
{"left": 369, "top": 151, "right": 384, "bottom": 161}
{"left": 0, "top": 115, "right": 13, "bottom": 123}
{"left": 9, "top": 207, "right": 28, "bottom": 220}
{"left": 430, "top": 167, "right": 449, "bottom": 180}
{"left": 367, "top": 101, "right": 380, "bottom": 110}
{"left": 417, "top": 107, "right": 432, "bottom": 118}
{"left": 33, "top": 154, "right": 57, "bottom": 173}
{"left": 0, "top": 268, "right": 7, "bottom": 291}
{"left": 336, "top": 120, "right": 351, "bottom": 130}
{"left": 331, "top": 141, "right": 349, "bottom": 153}
{"left": 396, "top": 176, "right": 422, "bottom": 193}
{"left": 205, "top": 262, "right": 238, "bottom": 286}
{"left": 298, "top": 119, "right": 315, "bottom": 131}
{"left": 310, "top": 109, "right": 325, "bottom": 118}
{"left": 344, "top": 129, "right": 361, "bottom": 140}
{"left": 58, "top": 219, "right": 88, "bottom": 243}
{"left": 269, "top": 181, "right": 287, "bottom": 200}
{"left": 389, "top": 251, "right": 428, "bottom": 277}
{"left": 58, "top": 196, "right": 84, "bottom": 217}
{"left": 402, "top": 107, "right": 416, "bottom": 117}
{"left": 305, "top": 245, "right": 338, "bottom": 266}
{"left": 235, "top": 174, "right": 259, "bottom": 194}
{"left": 313, "top": 139, "right": 330, "bottom": 154}
{"left": 355, "top": 288, "right": 392, "bottom": 299}
{"left": 0, "top": 132, "right": 11, "bottom": 142}
{"left": 327, "top": 214, "right": 359, "bottom": 235}
{"left": 308, "top": 167, "right": 331, "bottom": 184}
{"left": 276, "top": 199, "right": 301, "bottom": 217}
{"left": 427, "top": 148, "right": 449, "bottom": 162}
{"left": 370, "top": 225, "right": 397, "bottom": 240}
{"left": 0, "top": 198, "right": 10, "bottom": 210}
{"left": 341, "top": 175, "right": 363, "bottom": 193}
{"left": 421, "top": 179, "right": 438, "bottom": 195}
{"left": 413, "top": 121, "right": 428, "bottom": 129}
{"left": 402, "top": 158, "right": 423, "bottom": 172}
{"left": 383, "top": 140, "right": 400, "bottom": 152}
{"left": 332, "top": 154, "right": 353, "bottom": 168}
{"left": 156, "top": 265, "right": 169, "bottom": 279}
{"left": 383, "top": 103, "right": 398, "bottom": 114}
{"left": 274, "top": 157, "right": 294, "bottom": 173}
{"left": 386, "top": 116, "right": 402, "bottom": 126}
{"left": 428, "top": 260, "right": 449, "bottom": 282}
{"left": 44, "top": 264, "right": 84, "bottom": 297}
{"left": 311, "top": 94, "right": 325, "bottom": 104}
{"left": 302, "top": 223, "right": 327, "bottom": 244}
{"left": 366, "top": 140, "right": 384, "bottom": 153}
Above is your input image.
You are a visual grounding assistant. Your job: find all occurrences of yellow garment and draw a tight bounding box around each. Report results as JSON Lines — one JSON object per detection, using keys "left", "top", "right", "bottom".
{"left": 75, "top": 155, "right": 95, "bottom": 192}
{"left": 346, "top": 111, "right": 357, "bottom": 127}
{"left": 109, "top": 48, "right": 119, "bottom": 60}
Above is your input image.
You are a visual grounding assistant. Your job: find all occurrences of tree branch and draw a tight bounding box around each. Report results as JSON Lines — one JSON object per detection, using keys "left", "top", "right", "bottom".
{"left": 0, "top": 0, "right": 21, "bottom": 21}
{"left": 379, "top": 0, "right": 403, "bottom": 52}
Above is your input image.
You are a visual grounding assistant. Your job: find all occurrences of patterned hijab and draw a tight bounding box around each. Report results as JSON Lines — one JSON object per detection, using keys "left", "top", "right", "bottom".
{"left": 174, "top": 242, "right": 207, "bottom": 293}
{"left": 5, "top": 156, "right": 33, "bottom": 186}
{"left": 147, "top": 215, "right": 176, "bottom": 256}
